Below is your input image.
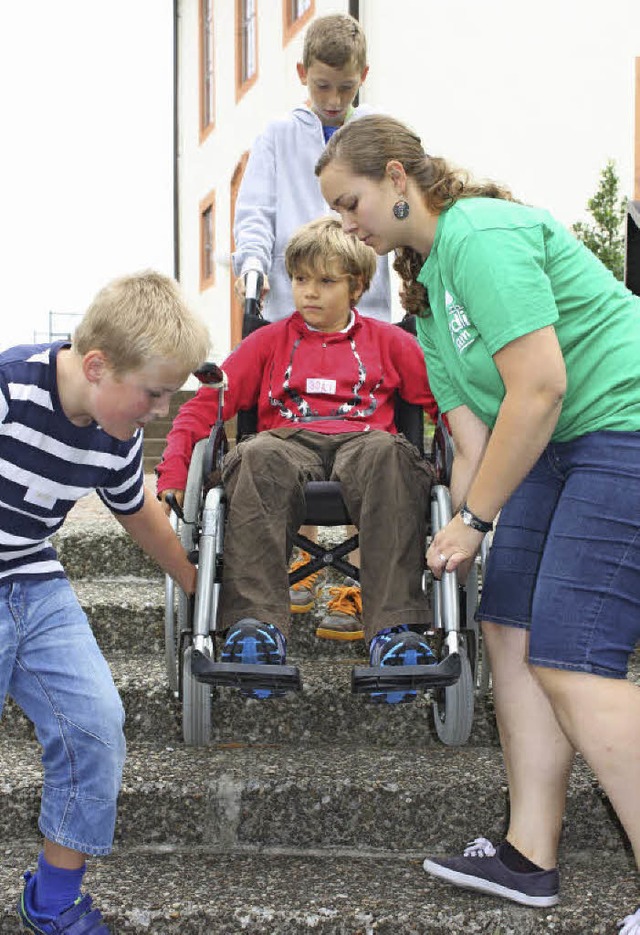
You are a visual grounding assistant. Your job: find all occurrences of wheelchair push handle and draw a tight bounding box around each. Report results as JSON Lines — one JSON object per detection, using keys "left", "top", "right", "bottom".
{"left": 244, "top": 268, "right": 264, "bottom": 319}
{"left": 193, "top": 361, "right": 227, "bottom": 424}
{"left": 193, "top": 361, "right": 225, "bottom": 386}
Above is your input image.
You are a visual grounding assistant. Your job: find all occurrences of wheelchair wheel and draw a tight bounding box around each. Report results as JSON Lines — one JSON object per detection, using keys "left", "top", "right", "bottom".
{"left": 182, "top": 643, "right": 212, "bottom": 746}
{"left": 432, "top": 643, "right": 474, "bottom": 746}
{"left": 162, "top": 439, "right": 207, "bottom": 697}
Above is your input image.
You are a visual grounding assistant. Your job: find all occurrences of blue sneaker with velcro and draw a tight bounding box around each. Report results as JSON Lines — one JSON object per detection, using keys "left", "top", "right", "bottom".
{"left": 368, "top": 624, "right": 436, "bottom": 704}
{"left": 18, "top": 870, "right": 110, "bottom": 933}
{"left": 220, "top": 618, "right": 287, "bottom": 699}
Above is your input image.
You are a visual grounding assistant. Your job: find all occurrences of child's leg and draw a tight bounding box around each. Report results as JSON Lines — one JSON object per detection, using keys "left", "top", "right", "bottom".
{"left": 289, "top": 525, "right": 322, "bottom": 614}
{"left": 8, "top": 577, "right": 125, "bottom": 916}
{"left": 333, "top": 432, "right": 433, "bottom": 642}
{"left": 0, "top": 582, "right": 18, "bottom": 713}
{"left": 219, "top": 431, "right": 324, "bottom": 637}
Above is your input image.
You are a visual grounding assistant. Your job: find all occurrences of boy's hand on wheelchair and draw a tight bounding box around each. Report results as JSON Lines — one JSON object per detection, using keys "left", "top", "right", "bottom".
{"left": 234, "top": 273, "right": 270, "bottom": 301}
{"left": 427, "top": 514, "right": 483, "bottom": 580}
{"left": 158, "top": 489, "right": 185, "bottom": 516}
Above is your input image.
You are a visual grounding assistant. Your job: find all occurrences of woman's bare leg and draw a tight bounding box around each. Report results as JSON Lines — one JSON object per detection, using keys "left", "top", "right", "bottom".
{"left": 483, "top": 621, "right": 574, "bottom": 868}
{"left": 534, "top": 666, "right": 640, "bottom": 868}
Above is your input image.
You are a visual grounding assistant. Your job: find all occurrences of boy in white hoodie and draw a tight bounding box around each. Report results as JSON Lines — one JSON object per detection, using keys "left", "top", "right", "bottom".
{"left": 233, "top": 13, "right": 390, "bottom": 322}
{"left": 233, "top": 13, "right": 392, "bottom": 637}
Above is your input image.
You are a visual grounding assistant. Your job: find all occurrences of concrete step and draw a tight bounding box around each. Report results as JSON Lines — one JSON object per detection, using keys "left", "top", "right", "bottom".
{"left": 73, "top": 578, "right": 166, "bottom": 655}
{"left": 1, "top": 847, "right": 636, "bottom": 935}
{"left": 143, "top": 455, "right": 161, "bottom": 475}
{"left": 142, "top": 436, "right": 167, "bottom": 461}
{"left": 0, "top": 653, "right": 498, "bottom": 747}
{"left": 72, "top": 576, "right": 370, "bottom": 660}
{"left": 6, "top": 647, "right": 640, "bottom": 748}
{"left": 0, "top": 736, "right": 629, "bottom": 857}
{"left": 54, "top": 525, "right": 161, "bottom": 579}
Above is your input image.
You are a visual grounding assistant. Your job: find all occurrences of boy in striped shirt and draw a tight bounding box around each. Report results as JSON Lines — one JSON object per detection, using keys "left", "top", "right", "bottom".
{"left": 1, "top": 271, "right": 209, "bottom": 934}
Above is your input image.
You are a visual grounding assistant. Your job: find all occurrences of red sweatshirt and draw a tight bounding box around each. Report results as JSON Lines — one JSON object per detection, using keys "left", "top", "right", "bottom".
{"left": 157, "top": 310, "right": 438, "bottom": 492}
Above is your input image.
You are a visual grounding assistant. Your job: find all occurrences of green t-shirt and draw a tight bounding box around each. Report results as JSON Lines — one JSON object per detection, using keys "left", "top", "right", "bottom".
{"left": 416, "top": 197, "right": 640, "bottom": 441}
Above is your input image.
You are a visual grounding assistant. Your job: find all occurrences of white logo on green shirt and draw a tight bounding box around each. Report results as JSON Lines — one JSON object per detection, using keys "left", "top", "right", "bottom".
{"left": 445, "top": 290, "right": 474, "bottom": 354}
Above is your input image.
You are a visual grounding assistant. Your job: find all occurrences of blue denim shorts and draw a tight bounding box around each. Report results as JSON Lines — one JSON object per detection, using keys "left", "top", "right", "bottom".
{"left": 479, "top": 431, "right": 640, "bottom": 678}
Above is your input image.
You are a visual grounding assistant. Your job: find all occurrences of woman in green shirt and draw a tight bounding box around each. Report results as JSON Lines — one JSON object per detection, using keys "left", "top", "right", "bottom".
{"left": 317, "top": 114, "right": 640, "bottom": 933}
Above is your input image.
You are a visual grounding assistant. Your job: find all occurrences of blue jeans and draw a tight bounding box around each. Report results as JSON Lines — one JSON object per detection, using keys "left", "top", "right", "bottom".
{"left": 0, "top": 577, "right": 125, "bottom": 855}
{"left": 479, "top": 431, "right": 640, "bottom": 678}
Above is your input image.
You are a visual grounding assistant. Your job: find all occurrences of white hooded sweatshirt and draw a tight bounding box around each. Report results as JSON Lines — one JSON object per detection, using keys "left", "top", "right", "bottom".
{"left": 232, "top": 103, "right": 391, "bottom": 322}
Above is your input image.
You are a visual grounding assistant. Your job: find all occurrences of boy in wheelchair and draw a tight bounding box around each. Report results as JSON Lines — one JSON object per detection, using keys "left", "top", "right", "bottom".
{"left": 157, "top": 217, "right": 439, "bottom": 703}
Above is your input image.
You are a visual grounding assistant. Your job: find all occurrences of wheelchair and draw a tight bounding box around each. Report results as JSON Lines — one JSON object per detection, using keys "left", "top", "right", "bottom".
{"left": 164, "top": 275, "right": 489, "bottom": 747}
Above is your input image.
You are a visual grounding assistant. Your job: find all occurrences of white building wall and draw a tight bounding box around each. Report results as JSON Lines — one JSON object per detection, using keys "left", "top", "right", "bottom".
{"left": 177, "top": 0, "right": 350, "bottom": 361}
{"left": 178, "top": 0, "right": 639, "bottom": 360}
{"left": 362, "top": 0, "right": 639, "bottom": 227}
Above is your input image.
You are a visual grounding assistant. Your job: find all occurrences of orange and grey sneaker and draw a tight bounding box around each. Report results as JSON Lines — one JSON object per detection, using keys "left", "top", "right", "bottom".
{"left": 289, "top": 552, "right": 323, "bottom": 613}
{"left": 316, "top": 580, "right": 364, "bottom": 641}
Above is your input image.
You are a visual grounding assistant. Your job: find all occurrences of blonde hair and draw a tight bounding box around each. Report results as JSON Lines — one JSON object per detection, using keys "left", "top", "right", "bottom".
{"left": 73, "top": 270, "right": 210, "bottom": 375}
{"left": 285, "top": 217, "right": 377, "bottom": 298}
{"left": 302, "top": 13, "right": 367, "bottom": 72}
{"left": 316, "top": 114, "right": 515, "bottom": 315}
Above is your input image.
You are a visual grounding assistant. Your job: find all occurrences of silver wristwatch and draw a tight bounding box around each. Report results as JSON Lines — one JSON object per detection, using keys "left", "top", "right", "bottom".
{"left": 459, "top": 502, "right": 493, "bottom": 534}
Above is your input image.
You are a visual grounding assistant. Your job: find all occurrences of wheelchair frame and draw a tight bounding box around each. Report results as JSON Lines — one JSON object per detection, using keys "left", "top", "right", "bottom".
{"left": 164, "top": 298, "right": 490, "bottom": 746}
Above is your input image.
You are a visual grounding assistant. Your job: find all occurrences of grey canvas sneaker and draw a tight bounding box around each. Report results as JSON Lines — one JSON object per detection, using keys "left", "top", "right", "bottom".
{"left": 423, "top": 837, "right": 560, "bottom": 908}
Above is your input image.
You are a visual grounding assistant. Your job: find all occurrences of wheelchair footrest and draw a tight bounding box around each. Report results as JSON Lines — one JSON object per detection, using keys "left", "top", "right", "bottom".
{"left": 191, "top": 650, "right": 302, "bottom": 692}
{"left": 351, "top": 653, "right": 461, "bottom": 694}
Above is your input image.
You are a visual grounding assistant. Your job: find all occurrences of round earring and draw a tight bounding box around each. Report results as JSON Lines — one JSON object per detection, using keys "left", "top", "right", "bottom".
{"left": 393, "top": 198, "right": 410, "bottom": 220}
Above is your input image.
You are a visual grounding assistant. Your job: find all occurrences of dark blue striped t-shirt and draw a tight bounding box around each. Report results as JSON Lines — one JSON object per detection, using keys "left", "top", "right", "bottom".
{"left": 0, "top": 342, "right": 144, "bottom": 582}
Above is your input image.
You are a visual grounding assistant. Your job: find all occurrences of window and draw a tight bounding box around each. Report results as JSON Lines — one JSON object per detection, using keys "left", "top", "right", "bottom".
{"left": 200, "top": 0, "right": 215, "bottom": 139}
{"left": 236, "top": 0, "right": 258, "bottom": 99}
{"left": 200, "top": 191, "right": 215, "bottom": 291}
{"left": 283, "top": 0, "right": 314, "bottom": 44}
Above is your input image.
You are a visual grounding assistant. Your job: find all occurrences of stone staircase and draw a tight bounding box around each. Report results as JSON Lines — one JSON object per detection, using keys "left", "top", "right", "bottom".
{"left": 142, "top": 390, "right": 194, "bottom": 475}
{"left": 1, "top": 519, "right": 638, "bottom": 933}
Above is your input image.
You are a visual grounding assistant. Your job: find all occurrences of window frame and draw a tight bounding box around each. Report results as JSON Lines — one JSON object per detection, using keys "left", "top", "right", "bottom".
{"left": 200, "top": 190, "right": 216, "bottom": 291}
{"left": 199, "top": 0, "right": 215, "bottom": 141}
{"left": 282, "top": 0, "right": 314, "bottom": 45}
{"left": 235, "top": 0, "right": 259, "bottom": 101}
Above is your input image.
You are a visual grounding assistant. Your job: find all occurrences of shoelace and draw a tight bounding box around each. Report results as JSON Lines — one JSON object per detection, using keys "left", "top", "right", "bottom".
{"left": 619, "top": 908, "right": 640, "bottom": 935}
{"left": 463, "top": 837, "right": 497, "bottom": 858}
{"left": 289, "top": 552, "right": 322, "bottom": 592}
{"left": 326, "top": 584, "right": 363, "bottom": 616}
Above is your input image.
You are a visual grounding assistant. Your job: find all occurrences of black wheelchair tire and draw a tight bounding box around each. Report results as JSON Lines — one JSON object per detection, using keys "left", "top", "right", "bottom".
{"left": 432, "top": 644, "right": 474, "bottom": 746}
{"left": 182, "top": 643, "right": 212, "bottom": 746}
